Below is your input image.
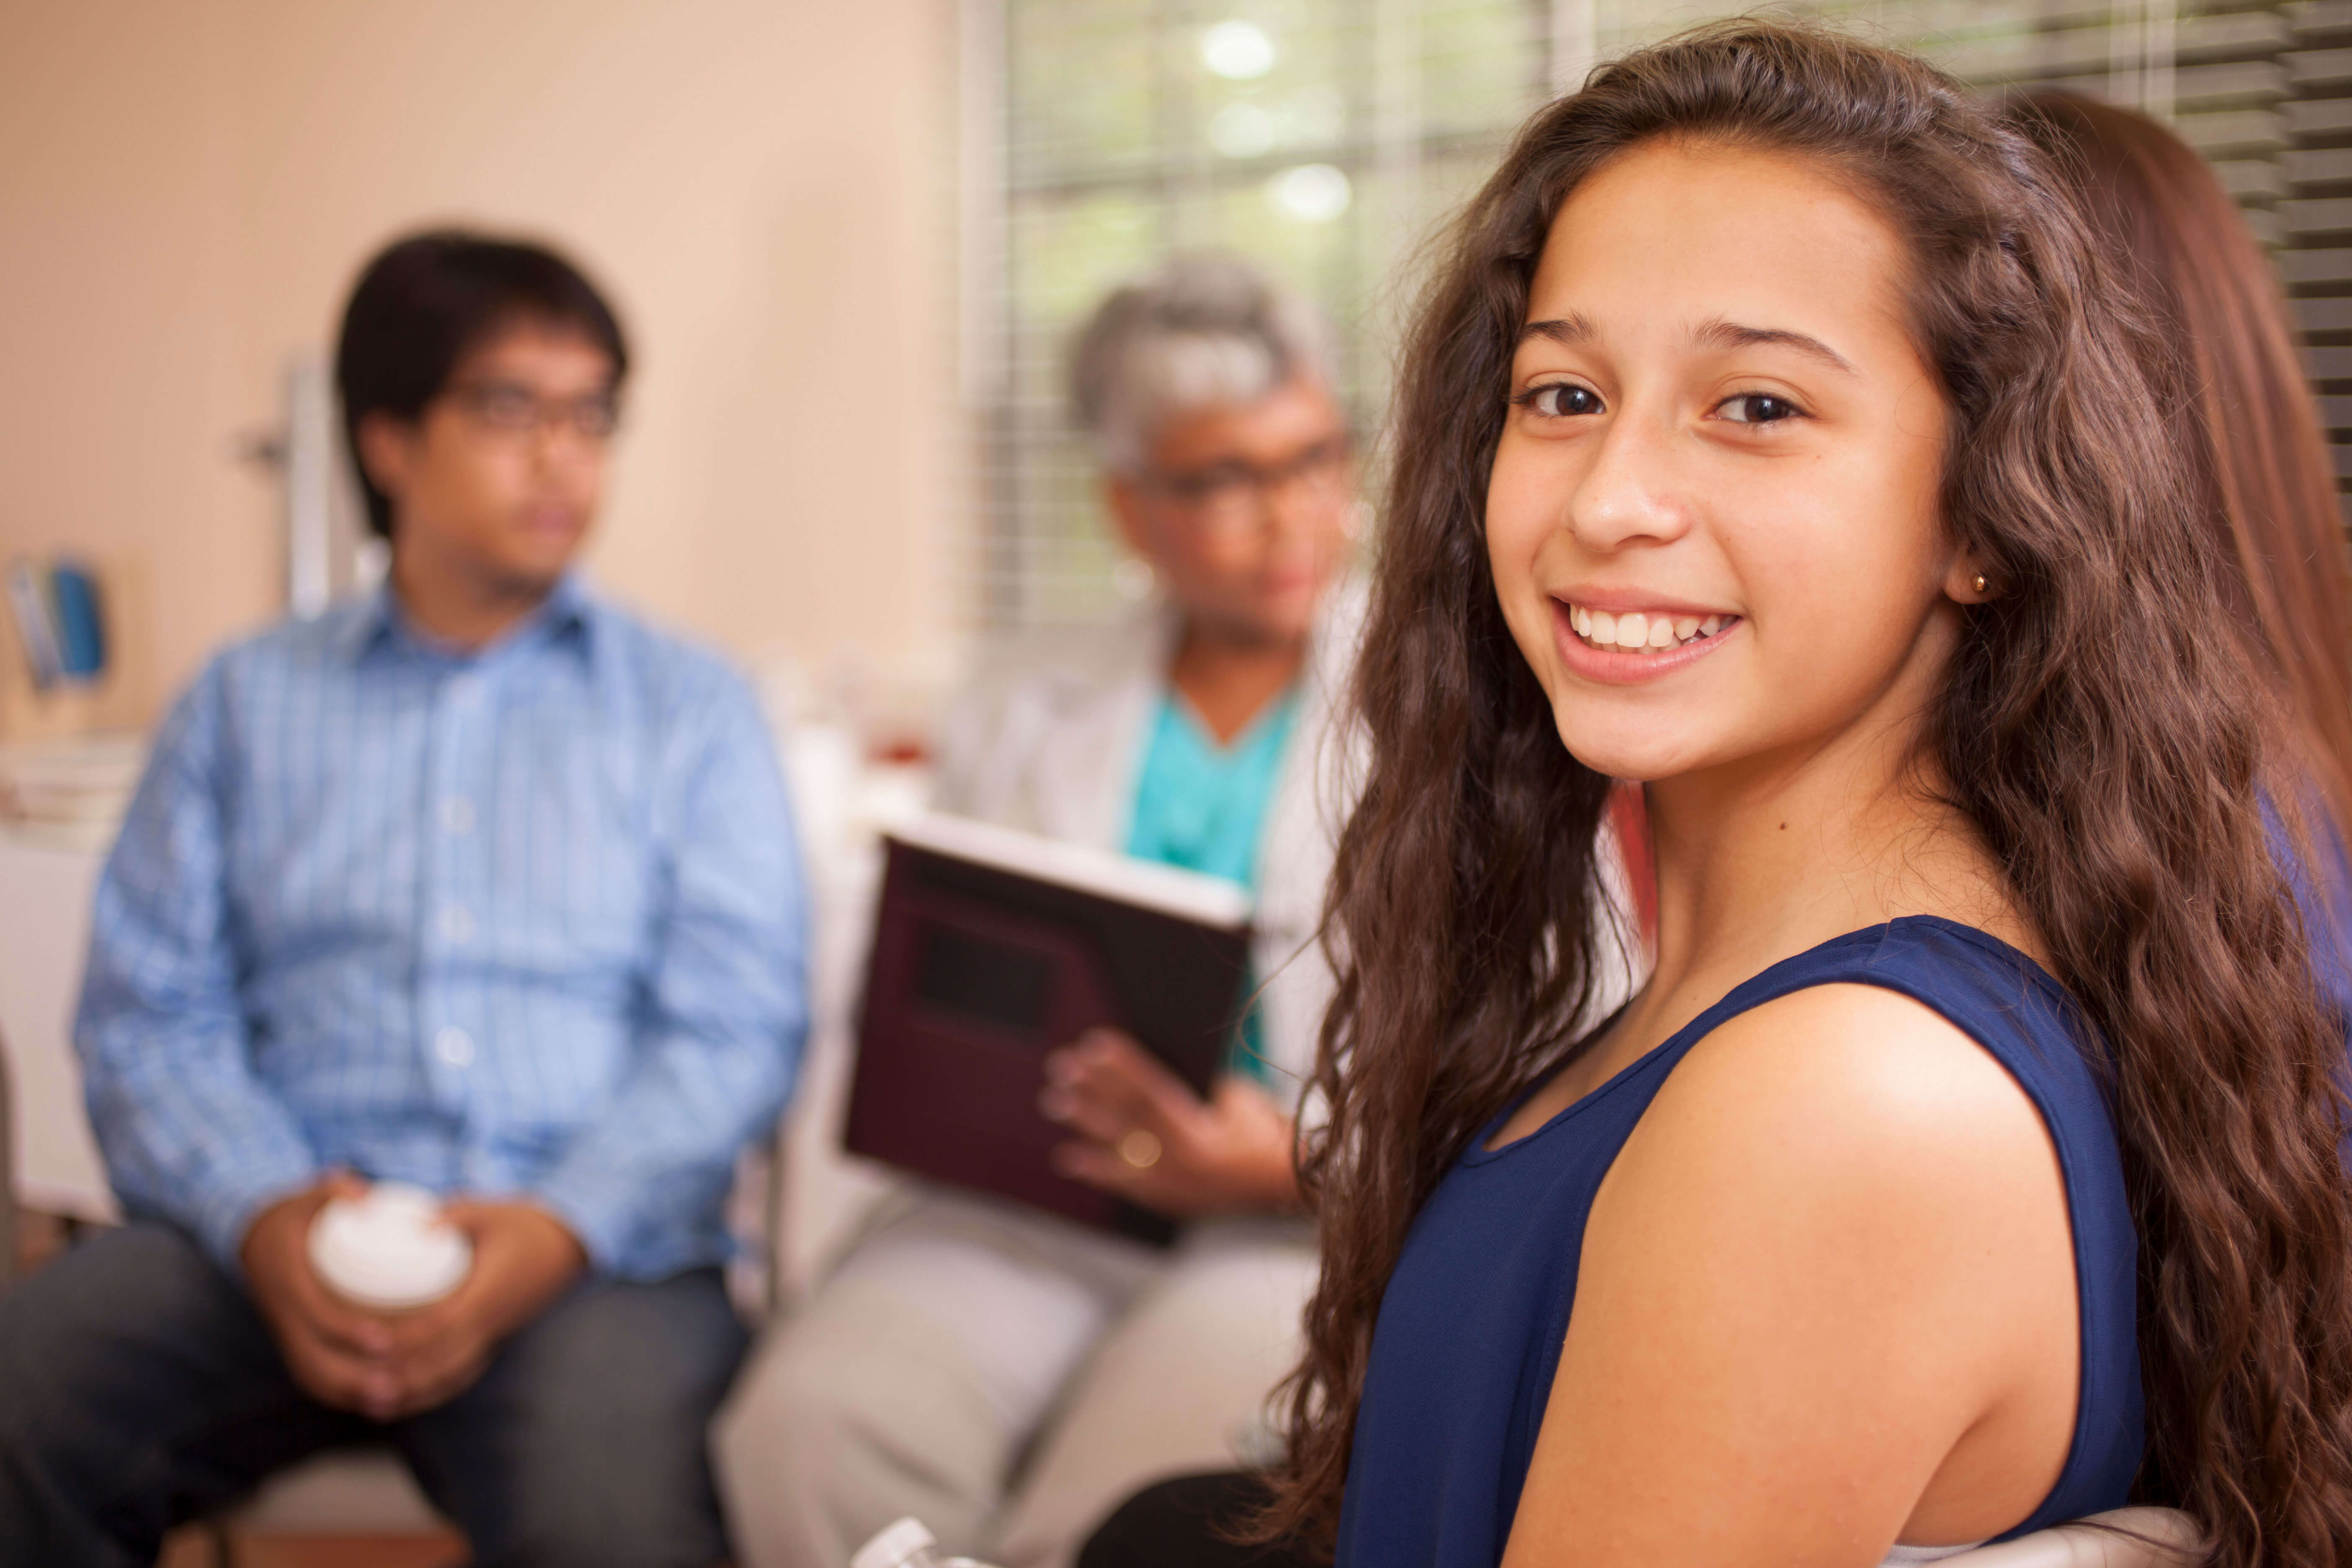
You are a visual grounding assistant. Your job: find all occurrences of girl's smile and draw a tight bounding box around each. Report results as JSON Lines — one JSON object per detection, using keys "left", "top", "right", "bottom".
{"left": 1549, "top": 597, "right": 1742, "bottom": 683}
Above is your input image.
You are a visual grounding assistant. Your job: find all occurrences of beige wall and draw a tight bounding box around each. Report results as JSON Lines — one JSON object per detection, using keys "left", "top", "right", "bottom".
{"left": 0, "top": 0, "right": 962, "bottom": 723}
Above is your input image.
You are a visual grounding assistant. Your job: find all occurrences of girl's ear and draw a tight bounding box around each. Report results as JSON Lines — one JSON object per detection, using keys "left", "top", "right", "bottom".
{"left": 1945, "top": 557, "right": 1996, "bottom": 604}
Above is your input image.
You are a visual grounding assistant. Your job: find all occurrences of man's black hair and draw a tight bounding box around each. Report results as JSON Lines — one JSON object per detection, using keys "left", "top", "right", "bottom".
{"left": 334, "top": 229, "right": 629, "bottom": 539}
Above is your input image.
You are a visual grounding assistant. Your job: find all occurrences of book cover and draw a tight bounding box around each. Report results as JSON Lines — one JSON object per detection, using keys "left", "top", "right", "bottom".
{"left": 844, "top": 812, "right": 1255, "bottom": 1245}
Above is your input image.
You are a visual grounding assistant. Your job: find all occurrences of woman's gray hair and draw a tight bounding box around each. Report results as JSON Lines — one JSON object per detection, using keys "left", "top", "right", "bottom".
{"left": 1068, "top": 254, "right": 1338, "bottom": 474}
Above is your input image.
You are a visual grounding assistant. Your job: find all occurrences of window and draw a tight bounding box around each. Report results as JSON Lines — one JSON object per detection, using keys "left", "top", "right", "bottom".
{"left": 978, "top": 0, "right": 1558, "bottom": 628}
{"left": 975, "top": 0, "right": 2341, "bottom": 630}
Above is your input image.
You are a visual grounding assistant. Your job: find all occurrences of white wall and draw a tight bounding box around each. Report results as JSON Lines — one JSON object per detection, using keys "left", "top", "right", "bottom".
{"left": 0, "top": 0, "right": 965, "bottom": 720}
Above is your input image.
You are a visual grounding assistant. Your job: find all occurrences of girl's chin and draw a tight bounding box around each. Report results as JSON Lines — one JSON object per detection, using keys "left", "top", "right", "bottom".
{"left": 1549, "top": 713, "right": 1708, "bottom": 785}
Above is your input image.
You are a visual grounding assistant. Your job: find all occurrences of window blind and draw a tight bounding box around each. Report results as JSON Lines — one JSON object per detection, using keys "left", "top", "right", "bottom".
{"left": 977, "top": 1, "right": 2338, "bottom": 630}
{"left": 2279, "top": 2, "right": 2352, "bottom": 491}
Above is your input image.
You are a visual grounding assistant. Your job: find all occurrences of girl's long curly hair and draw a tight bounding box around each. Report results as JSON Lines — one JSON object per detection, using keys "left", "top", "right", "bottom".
{"left": 1263, "top": 21, "right": 2352, "bottom": 1568}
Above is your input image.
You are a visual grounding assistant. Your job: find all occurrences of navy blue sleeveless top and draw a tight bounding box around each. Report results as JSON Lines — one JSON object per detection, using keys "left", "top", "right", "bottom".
{"left": 1333, "top": 918, "right": 2143, "bottom": 1567}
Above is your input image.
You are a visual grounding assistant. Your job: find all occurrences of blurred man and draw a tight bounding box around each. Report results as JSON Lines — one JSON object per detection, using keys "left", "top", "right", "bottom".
{"left": 715, "top": 256, "right": 1363, "bottom": 1568}
{"left": 0, "top": 231, "right": 807, "bottom": 1568}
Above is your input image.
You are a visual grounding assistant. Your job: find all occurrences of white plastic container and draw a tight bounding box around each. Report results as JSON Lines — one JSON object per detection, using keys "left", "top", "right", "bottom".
{"left": 306, "top": 1182, "right": 473, "bottom": 1310}
{"left": 851, "top": 1517, "right": 998, "bottom": 1568}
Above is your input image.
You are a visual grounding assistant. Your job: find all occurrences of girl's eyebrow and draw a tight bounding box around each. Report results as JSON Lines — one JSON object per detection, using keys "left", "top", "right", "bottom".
{"left": 1691, "top": 315, "right": 1856, "bottom": 374}
{"left": 1519, "top": 312, "right": 1594, "bottom": 347}
{"left": 1516, "top": 312, "right": 1855, "bottom": 377}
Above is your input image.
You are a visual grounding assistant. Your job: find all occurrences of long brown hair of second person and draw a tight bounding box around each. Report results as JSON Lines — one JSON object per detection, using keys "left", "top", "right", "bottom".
{"left": 2008, "top": 89, "right": 2352, "bottom": 843}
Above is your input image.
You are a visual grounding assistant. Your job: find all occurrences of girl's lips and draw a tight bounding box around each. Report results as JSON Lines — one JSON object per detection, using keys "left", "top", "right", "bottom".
{"left": 1549, "top": 598, "right": 1740, "bottom": 685}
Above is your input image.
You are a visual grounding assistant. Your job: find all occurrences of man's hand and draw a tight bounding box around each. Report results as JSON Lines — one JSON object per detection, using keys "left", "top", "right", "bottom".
{"left": 241, "top": 1173, "right": 401, "bottom": 1417}
{"left": 1039, "top": 1028, "right": 1301, "bottom": 1217}
{"left": 369, "top": 1199, "right": 588, "bottom": 1418}
{"left": 242, "top": 1182, "right": 588, "bottom": 1421}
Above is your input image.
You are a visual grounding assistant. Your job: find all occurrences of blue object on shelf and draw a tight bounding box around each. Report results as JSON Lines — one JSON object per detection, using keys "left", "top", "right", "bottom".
{"left": 48, "top": 562, "right": 106, "bottom": 681}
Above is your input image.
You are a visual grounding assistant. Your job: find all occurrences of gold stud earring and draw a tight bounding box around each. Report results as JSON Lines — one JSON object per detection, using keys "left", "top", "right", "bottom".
{"left": 1971, "top": 573, "right": 1988, "bottom": 596}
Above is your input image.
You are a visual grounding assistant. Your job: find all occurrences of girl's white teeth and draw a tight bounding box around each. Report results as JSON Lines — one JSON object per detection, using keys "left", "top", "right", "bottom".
{"left": 1570, "top": 603, "right": 1730, "bottom": 653}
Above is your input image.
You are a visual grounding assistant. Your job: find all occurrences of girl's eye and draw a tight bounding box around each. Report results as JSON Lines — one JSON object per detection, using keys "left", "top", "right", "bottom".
{"left": 1718, "top": 392, "right": 1803, "bottom": 425}
{"left": 1517, "top": 382, "right": 1603, "bottom": 418}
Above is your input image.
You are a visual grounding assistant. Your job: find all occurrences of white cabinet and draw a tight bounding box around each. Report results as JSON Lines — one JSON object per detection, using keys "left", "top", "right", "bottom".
{"left": 0, "top": 829, "right": 116, "bottom": 1219}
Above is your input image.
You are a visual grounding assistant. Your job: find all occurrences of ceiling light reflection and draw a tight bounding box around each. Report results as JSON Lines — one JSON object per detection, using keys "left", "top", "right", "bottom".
{"left": 1209, "top": 102, "right": 1278, "bottom": 157}
{"left": 1268, "top": 162, "right": 1351, "bottom": 221}
{"left": 1202, "top": 20, "right": 1276, "bottom": 80}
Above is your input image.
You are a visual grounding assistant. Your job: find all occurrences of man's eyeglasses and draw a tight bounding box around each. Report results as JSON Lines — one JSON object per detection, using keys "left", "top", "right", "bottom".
{"left": 1137, "top": 436, "right": 1350, "bottom": 516}
{"left": 445, "top": 379, "right": 622, "bottom": 441}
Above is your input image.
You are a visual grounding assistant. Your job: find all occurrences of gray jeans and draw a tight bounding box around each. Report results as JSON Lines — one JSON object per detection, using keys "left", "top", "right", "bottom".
{"left": 0, "top": 1220, "right": 745, "bottom": 1568}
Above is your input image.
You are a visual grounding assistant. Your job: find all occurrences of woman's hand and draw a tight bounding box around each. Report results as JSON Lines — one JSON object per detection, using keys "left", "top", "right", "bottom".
{"left": 1039, "top": 1027, "right": 1301, "bottom": 1217}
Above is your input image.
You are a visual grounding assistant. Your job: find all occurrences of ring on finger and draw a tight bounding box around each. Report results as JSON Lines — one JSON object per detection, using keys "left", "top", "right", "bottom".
{"left": 1117, "top": 1129, "right": 1163, "bottom": 1170}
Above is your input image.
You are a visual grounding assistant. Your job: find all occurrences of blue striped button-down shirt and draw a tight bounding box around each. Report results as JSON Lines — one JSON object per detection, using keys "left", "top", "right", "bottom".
{"left": 75, "top": 577, "right": 807, "bottom": 1279}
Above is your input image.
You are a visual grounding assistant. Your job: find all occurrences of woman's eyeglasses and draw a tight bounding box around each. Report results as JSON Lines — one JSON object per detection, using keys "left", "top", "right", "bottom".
{"left": 1138, "top": 437, "right": 1350, "bottom": 518}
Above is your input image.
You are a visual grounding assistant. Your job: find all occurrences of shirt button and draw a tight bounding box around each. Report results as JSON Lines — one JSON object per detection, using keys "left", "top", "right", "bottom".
{"left": 448, "top": 673, "right": 482, "bottom": 706}
{"left": 441, "top": 797, "right": 476, "bottom": 835}
{"left": 435, "top": 1026, "right": 475, "bottom": 1067}
{"left": 439, "top": 904, "right": 475, "bottom": 944}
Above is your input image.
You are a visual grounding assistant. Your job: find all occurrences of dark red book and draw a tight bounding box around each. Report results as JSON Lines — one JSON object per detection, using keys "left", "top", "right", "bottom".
{"left": 844, "top": 813, "right": 1255, "bottom": 1245}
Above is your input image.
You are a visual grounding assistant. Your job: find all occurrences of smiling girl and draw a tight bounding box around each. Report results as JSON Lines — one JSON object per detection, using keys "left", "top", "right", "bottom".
{"left": 1260, "top": 22, "right": 2352, "bottom": 1568}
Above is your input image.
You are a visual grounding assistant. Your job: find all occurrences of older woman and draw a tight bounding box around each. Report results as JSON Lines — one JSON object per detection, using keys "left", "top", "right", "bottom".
{"left": 715, "top": 256, "right": 1366, "bottom": 1568}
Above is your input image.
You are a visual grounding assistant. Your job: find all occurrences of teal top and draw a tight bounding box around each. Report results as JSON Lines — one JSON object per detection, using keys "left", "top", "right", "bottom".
{"left": 1124, "top": 684, "right": 1302, "bottom": 1083}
